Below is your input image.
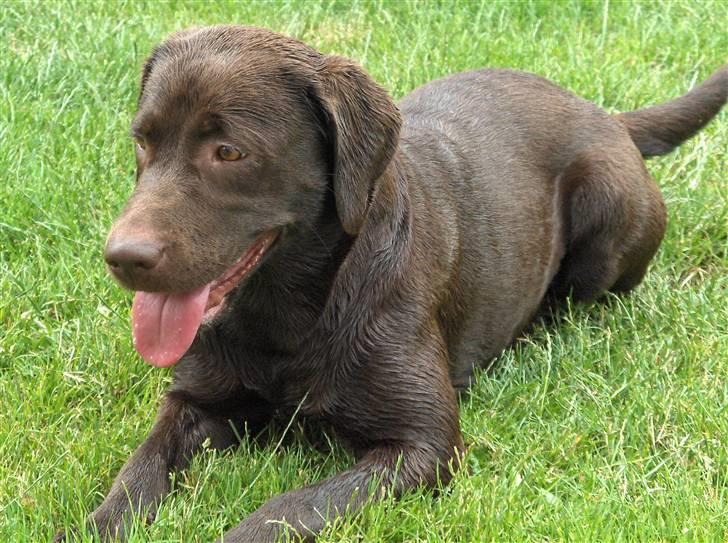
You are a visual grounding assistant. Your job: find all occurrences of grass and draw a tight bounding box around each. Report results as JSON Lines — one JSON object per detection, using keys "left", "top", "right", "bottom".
{"left": 1, "top": 0, "right": 726, "bottom": 541}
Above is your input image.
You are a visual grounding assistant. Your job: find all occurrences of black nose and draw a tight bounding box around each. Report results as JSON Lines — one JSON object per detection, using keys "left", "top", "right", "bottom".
{"left": 104, "top": 238, "right": 165, "bottom": 280}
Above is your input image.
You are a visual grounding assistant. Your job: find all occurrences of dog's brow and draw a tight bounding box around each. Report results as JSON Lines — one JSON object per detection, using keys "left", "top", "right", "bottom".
{"left": 129, "top": 119, "right": 149, "bottom": 138}
{"left": 129, "top": 110, "right": 164, "bottom": 139}
{"left": 194, "top": 115, "right": 224, "bottom": 139}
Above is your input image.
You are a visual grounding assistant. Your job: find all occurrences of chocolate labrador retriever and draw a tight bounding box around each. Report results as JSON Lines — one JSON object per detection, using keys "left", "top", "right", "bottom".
{"left": 62, "top": 25, "right": 727, "bottom": 542}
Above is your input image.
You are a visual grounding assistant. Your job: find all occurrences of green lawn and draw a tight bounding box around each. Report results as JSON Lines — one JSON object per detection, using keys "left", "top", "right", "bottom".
{"left": 1, "top": 1, "right": 726, "bottom": 541}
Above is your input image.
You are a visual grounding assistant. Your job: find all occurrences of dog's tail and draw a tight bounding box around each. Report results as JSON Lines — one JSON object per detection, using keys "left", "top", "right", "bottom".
{"left": 616, "top": 65, "right": 727, "bottom": 158}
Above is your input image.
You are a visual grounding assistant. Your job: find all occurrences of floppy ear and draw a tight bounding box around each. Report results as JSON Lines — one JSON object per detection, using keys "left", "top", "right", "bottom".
{"left": 315, "top": 56, "right": 402, "bottom": 235}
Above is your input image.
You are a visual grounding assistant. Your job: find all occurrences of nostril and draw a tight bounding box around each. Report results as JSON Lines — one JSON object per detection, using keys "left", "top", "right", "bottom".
{"left": 133, "top": 257, "right": 157, "bottom": 270}
{"left": 104, "top": 238, "right": 165, "bottom": 275}
{"left": 104, "top": 253, "right": 121, "bottom": 269}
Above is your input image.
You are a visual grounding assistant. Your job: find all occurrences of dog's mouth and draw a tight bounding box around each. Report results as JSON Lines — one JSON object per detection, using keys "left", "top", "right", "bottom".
{"left": 130, "top": 229, "right": 280, "bottom": 368}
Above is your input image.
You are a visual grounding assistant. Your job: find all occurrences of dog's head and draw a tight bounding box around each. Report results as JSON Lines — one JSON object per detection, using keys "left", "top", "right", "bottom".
{"left": 104, "top": 26, "right": 401, "bottom": 367}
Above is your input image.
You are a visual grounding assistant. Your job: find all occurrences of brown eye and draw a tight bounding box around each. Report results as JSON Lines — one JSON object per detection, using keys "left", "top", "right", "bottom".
{"left": 134, "top": 137, "right": 146, "bottom": 151}
{"left": 218, "top": 145, "right": 243, "bottom": 161}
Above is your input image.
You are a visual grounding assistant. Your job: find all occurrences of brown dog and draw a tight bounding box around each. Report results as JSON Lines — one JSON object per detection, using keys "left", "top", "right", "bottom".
{"left": 63, "top": 25, "right": 726, "bottom": 542}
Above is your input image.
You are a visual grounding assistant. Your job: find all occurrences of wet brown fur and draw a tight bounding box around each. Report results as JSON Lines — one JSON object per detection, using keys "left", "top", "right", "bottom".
{"left": 60, "top": 25, "right": 727, "bottom": 542}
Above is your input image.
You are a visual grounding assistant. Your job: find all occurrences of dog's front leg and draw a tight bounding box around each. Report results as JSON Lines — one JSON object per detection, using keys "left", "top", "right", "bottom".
{"left": 220, "top": 325, "right": 463, "bottom": 542}
{"left": 58, "top": 390, "right": 270, "bottom": 542}
{"left": 219, "top": 442, "right": 458, "bottom": 543}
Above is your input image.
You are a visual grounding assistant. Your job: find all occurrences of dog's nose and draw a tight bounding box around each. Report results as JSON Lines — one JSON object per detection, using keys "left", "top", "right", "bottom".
{"left": 104, "top": 238, "right": 165, "bottom": 278}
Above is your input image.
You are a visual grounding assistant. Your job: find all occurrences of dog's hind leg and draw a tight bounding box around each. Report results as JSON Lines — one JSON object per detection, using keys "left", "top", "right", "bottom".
{"left": 548, "top": 145, "right": 667, "bottom": 303}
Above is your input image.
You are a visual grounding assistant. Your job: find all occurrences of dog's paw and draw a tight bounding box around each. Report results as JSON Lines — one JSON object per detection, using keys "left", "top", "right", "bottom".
{"left": 217, "top": 515, "right": 306, "bottom": 543}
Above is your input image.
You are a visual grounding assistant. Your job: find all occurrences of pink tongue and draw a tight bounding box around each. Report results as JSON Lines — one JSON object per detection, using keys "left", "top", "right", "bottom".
{"left": 131, "top": 284, "right": 211, "bottom": 367}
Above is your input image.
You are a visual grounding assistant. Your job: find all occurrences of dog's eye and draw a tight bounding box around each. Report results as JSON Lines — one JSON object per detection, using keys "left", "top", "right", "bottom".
{"left": 218, "top": 145, "right": 243, "bottom": 161}
{"left": 134, "top": 137, "right": 147, "bottom": 151}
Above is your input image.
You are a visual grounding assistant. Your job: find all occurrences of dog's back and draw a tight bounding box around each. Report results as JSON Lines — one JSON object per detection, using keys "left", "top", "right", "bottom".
{"left": 397, "top": 67, "right": 726, "bottom": 386}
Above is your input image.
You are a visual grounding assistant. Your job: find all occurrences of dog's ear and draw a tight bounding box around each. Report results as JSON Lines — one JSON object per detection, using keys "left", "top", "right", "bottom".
{"left": 315, "top": 56, "right": 402, "bottom": 235}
